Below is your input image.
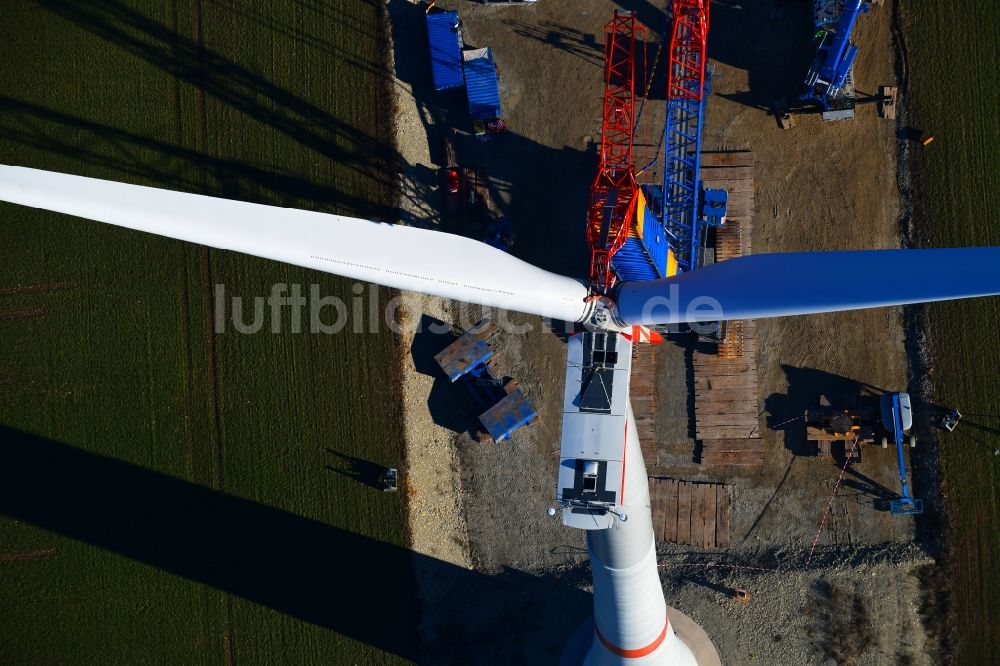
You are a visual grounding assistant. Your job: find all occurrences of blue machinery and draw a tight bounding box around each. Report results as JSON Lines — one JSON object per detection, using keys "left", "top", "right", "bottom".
{"left": 883, "top": 392, "right": 924, "bottom": 516}
{"left": 659, "top": 0, "right": 727, "bottom": 275}
{"left": 801, "top": 0, "right": 870, "bottom": 110}
{"left": 661, "top": 72, "right": 709, "bottom": 273}
{"left": 660, "top": 71, "right": 729, "bottom": 274}
{"left": 434, "top": 320, "right": 537, "bottom": 442}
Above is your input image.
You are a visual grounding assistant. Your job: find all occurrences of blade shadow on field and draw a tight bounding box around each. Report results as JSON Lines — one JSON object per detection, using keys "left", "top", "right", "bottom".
{"left": 36, "top": 0, "right": 400, "bottom": 220}
{"left": 0, "top": 97, "right": 387, "bottom": 218}
{"left": 0, "top": 425, "right": 591, "bottom": 662}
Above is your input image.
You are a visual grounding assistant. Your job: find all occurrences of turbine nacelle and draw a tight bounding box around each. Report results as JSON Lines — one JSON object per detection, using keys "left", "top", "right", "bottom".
{"left": 556, "top": 330, "right": 635, "bottom": 530}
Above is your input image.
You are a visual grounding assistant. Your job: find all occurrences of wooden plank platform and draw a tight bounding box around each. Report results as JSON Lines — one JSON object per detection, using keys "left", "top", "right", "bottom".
{"left": 649, "top": 478, "right": 731, "bottom": 548}
{"left": 676, "top": 481, "right": 691, "bottom": 544}
{"left": 663, "top": 479, "right": 677, "bottom": 542}
{"left": 691, "top": 153, "right": 763, "bottom": 467}
{"left": 700, "top": 151, "right": 755, "bottom": 168}
{"left": 716, "top": 485, "right": 731, "bottom": 548}
{"left": 699, "top": 441, "right": 766, "bottom": 467}
{"left": 701, "top": 152, "right": 754, "bottom": 220}
{"left": 651, "top": 478, "right": 665, "bottom": 542}
{"left": 629, "top": 343, "right": 659, "bottom": 462}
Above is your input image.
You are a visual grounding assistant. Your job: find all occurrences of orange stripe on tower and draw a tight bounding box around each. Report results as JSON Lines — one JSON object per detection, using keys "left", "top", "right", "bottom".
{"left": 595, "top": 616, "right": 669, "bottom": 659}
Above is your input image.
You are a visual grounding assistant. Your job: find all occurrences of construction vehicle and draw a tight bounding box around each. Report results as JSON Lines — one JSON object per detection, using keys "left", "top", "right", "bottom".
{"left": 659, "top": 12, "right": 727, "bottom": 276}
{"left": 801, "top": 0, "right": 870, "bottom": 117}
{"left": 483, "top": 216, "right": 515, "bottom": 251}
{"left": 442, "top": 166, "right": 461, "bottom": 217}
{"left": 379, "top": 468, "right": 399, "bottom": 492}
{"left": 940, "top": 408, "right": 962, "bottom": 432}
{"left": 880, "top": 392, "right": 923, "bottom": 515}
{"left": 805, "top": 394, "right": 877, "bottom": 460}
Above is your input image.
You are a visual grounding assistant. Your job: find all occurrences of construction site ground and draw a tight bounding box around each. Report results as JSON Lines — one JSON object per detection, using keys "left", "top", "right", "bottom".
{"left": 389, "top": 1, "right": 934, "bottom": 664}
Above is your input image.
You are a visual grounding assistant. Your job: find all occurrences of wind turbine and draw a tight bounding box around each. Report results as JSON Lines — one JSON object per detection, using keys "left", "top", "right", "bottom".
{"left": 1, "top": 164, "right": 999, "bottom": 664}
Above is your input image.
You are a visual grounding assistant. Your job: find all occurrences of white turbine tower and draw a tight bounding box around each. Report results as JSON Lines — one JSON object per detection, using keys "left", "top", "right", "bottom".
{"left": 2, "top": 165, "right": 999, "bottom": 664}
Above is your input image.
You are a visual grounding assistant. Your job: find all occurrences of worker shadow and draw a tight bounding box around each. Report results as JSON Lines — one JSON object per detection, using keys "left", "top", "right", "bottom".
{"left": 764, "top": 365, "right": 885, "bottom": 457}
{"left": 323, "top": 448, "right": 388, "bottom": 491}
{"left": 0, "top": 424, "right": 593, "bottom": 664}
{"left": 550, "top": 544, "right": 589, "bottom": 557}
{"left": 708, "top": 0, "right": 817, "bottom": 111}
{"left": 411, "top": 314, "right": 480, "bottom": 437}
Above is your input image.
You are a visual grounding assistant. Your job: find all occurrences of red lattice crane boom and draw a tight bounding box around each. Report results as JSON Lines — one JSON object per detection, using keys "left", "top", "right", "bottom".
{"left": 586, "top": 11, "right": 644, "bottom": 294}
{"left": 667, "top": 0, "right": 709, "bottom": 103}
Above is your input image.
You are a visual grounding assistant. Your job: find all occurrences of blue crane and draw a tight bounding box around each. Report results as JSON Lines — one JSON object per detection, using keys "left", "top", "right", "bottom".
{"left": 658, "top": 0, "right": 727, "bottom": 275}
{"left": 801, "top": 0, "right": 871, "bottom": 110}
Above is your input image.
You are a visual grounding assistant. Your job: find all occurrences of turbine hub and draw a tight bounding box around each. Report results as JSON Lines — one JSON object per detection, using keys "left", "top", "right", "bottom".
{"left": 583, "top": 295, "right": 626, "bottom": 331}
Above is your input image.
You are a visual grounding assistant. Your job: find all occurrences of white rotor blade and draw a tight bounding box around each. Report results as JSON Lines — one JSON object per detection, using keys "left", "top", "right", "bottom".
{"left": 0, "top": 166, "right": 589, "bottom": 322}
{"left": 616, "top": 248, "right": 1000, "bottom": 325}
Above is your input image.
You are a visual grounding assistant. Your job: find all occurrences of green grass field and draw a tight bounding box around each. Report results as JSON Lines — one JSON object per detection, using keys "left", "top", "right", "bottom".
{"left": 903, "top": 2, "right": 1000, "bottom": 663}
{"left": 0, "top": 2, "right": 417, "bottom": 663}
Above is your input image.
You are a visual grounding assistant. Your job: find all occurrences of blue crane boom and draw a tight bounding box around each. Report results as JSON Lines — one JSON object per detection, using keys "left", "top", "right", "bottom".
{"left": 659, "top": 0, "right": 727, "bottom": 275}
{"left": 801, "top": 0, "right": 871, "bottom": 110}
{"left": 882, "top": 392, "right": 924, "bottom": 516}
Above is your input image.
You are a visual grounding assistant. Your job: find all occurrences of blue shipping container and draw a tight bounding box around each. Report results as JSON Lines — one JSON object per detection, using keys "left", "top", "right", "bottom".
{"left": 462, "top": 48, "right": 502, "bottom": 120}
{"left": 426, "top": 12, "right": 464, "bottom": 91}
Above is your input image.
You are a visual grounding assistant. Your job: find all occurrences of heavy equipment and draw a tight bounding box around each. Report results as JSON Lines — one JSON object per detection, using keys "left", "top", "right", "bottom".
{"left": 801, "top": 0, "right": 870, "bottom": 115}
{"left": 805, "top": 394, "right": 877, "bottom": 459}
{"left": 880, "top": 392, "right": 923, "bottom": 516}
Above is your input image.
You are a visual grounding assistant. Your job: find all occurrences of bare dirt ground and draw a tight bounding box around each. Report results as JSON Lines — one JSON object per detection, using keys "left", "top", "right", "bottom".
{"left": 388, "top": 0, "right": 936, "bottom": 663}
